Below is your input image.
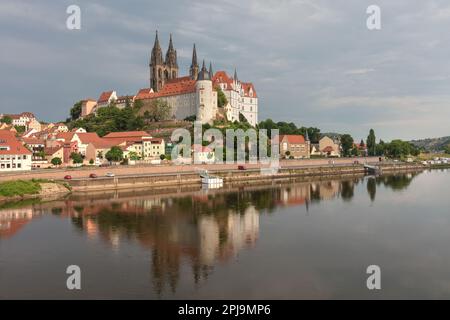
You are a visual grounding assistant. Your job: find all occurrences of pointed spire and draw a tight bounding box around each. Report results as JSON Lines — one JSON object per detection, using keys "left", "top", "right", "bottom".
{"left": 202, "top": 59, "right": 206, "bottom": 71}
{"left": 209, "top": 62, "right": 213, "bottom": 77}
{"left": 191, "top": 44, "right": 198, "bottom": 67}
{"left": 234, "top": 68, "right": 238, "bottom": 81}
{"left": 305, "top": 130, "right": 310, "bottom": 141}
{"left": 154, "top": 30, "right": 160, "bottom": 48}
{"left": 168, "top": 33, "right": 174, "bottom": 50}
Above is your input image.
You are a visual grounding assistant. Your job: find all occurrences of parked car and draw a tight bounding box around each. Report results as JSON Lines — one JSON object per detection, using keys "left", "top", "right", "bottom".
{"left": 238, "top": 165, "right": 246, "bottom": 170}
{"left": 64, "top": 175, "right": 72, "bottom": 180}
{"left": 105, "top": 172, "right": 115, "bottom": 177}
{"left": 89, "top": 173, "right": 98, "bottom": 178}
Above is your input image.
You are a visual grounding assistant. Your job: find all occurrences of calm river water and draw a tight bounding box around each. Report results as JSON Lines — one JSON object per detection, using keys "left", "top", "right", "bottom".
{"left": 1, "top": 169, "right": 449, "bottom": 299}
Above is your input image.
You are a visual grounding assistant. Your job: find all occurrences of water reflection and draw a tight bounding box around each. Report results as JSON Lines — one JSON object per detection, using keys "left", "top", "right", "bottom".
{"left": 0, "top": 171, "right": 420, "bottom": 295}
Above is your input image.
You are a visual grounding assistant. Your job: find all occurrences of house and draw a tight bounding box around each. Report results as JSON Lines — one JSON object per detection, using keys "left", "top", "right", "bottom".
{"left": 1, "top": 112, "right": 36, "bottom": 130}
{"left": 143, "top": 138, "right": 165, "bottom": 159}
{"left": 81, "top": 99, "right": 97, "bottom": 117}
{"left": 56, "top": 132, "right": 103, "bottom": 157}
{"left": 278, "top": 135, "right": 310, "bottom": 159}
{"left": 0, "top": 130, "right": 32, "bottom": 171}
{"left": 192, "top": 144, "right": 216, "bottom": 164}
{"left": 21, "top": 137, "right": 45, "bottom": 161}
{"left": 319, "top": 136, "right": 341, "bottom": 157}
{"left": 103, "top": 131, "right": 153, "bottom": 159}
{"left": 26, "top": 118, "right": 42, "bottom": 132}
{"left": 85, "top": 139, "right": 122, "bottom": 164}
{"left": 115, "top": 95, "right": 135, "bottom": 109}
{"left": 44, "top": 146, "right": 64, "bottom": 164}
{"left": 95, "top": 91, "right": 117, "bottom": 110}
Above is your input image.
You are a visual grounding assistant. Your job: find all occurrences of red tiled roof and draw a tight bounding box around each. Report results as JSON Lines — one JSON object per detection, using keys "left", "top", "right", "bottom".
{"left": 212, "top": 71, "right": 234, "bottom": 90}
{"left": 88, "top": 139, "right": 119, "bottom": 149}
{"left": 135, "top": 77, "right": 196, "bottom": 100}
{"left": 241, "top": 82, "right": 257, "bottom": 98}
{"left": 55, "top": 132, "right": 75, "bottom": 142}
{"left": 322, "top": 146, "right": 334, "bottom": 152}
{"left": 21, "top": 137, "right": 45, "bottom": 145}
{"left": 76, "top": 132, "right": 103, "bottom": 144}
{"left": 98, "top": 91, "right": 114, "bottom": 103}
{"left": 279, "top": 135, "right": 306, "bottom": 144}
{"left": 0, "top": 130, "right": 32, "bottom": 155}
{"left": 44, "top": 146, "right": 63, "bottom": 156}
{"left": 103, "top": 131, "right": 150, "bottom": 139}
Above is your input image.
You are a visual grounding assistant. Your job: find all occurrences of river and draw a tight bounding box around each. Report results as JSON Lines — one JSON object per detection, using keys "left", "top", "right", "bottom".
{"left": 1, "top": 169, "right": 449, "bottom": 299}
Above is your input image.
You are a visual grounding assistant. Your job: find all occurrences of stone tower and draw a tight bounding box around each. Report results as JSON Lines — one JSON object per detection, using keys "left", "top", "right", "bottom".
{"left": 149, "top": 31, "right": 179, "bottom": 92}
{"left": 165, "top": 34, "right": 179, "bottom": 80}
{"left": 189, "top": 44, "right": 199, "bottom": 80}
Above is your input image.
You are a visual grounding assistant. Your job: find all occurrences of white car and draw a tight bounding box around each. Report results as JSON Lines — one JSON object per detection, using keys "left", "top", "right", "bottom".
{"left": 105, "top": 172, "right": 115, "bottom": 177}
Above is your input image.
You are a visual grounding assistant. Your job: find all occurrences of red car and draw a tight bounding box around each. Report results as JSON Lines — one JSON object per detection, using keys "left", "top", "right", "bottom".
{"left": 89, "top": 173, "right": 98, "bottom": 178}
{"left": 238, "top": 165, "right": 246, "bottom": 170}
{"left": 64, "top": 175, "right": 72, "bottom": 180}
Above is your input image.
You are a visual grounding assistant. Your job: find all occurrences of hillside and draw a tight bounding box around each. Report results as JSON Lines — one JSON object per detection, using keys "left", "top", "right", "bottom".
{"left": 409, "top": 136, "right": 450, "bottom": 152}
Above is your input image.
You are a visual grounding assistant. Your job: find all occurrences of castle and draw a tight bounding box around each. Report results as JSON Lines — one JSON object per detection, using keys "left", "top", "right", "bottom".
{"left": 139, "top": 32, "right": 258, "bottom": 125}
{"left": 87, "top": 32, "right": 258, "bottom": 126}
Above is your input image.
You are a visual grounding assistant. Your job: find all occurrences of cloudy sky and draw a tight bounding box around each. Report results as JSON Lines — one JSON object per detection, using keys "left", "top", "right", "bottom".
{"left": 1, "top": 0, "right": 450, "bottom": 141}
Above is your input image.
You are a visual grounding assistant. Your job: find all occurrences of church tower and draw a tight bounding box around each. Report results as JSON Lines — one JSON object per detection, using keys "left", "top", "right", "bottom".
{"left": 165, "top": 34, "right": 178, "bottom": 81}
{"left": 189, "top": 44, "right": 199, "bottom": 80}
{"left": 150, "top": 31, "right": 178, "bottom": 92}
{"left": 150, "top": 31, "right": 164, "bottom": 92}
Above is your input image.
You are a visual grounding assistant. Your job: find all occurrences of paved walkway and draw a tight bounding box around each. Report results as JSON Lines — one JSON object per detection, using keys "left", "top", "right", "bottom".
{"left": 0, "top": 157, "right": 381, "bottom": 182}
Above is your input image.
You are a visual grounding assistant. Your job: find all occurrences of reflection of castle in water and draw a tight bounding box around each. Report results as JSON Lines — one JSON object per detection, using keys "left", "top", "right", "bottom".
{"left": 0, "top": 171, "right": 421, "bottom": 293}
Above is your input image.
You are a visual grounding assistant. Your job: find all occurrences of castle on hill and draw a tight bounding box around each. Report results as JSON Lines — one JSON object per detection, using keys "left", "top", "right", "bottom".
{"left": 83, "top": 32, "right": 258, "bottom": 126}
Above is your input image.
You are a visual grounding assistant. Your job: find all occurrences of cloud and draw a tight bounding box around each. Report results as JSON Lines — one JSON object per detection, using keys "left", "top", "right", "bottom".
{"left": 0, "top": 0, "right": 449, "bottom": 141}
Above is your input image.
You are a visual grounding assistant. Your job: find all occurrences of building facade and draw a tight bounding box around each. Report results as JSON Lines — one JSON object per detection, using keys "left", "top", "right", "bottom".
{"left": 0, "top": 130, "right": 32, "bottom": 171}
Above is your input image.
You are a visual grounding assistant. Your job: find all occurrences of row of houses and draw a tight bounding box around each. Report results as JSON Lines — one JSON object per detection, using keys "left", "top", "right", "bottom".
{"left": 0, "top": 124, "right": 166, "bottom": 172}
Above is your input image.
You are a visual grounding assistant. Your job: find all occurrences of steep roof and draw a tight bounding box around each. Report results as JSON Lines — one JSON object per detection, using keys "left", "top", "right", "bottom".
{"left": 241, "top": 82, "right": 257, "bottom": 98}
{"left": 76, "top": 132, "right": 103, "bottom": 144}
{"left": 279, "top": 135, "right": 306, "bottom": 144}
{"left": 0, "top": 130, "right": 32, "bottom": 155}
{"left": 98, "top": 91, "right": 114, "bottom": 103}
{"left": 136, "top": 77, "right": 196, "bottom": 100}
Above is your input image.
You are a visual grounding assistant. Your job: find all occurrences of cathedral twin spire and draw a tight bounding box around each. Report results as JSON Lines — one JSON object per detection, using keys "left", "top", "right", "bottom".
{"left": 150, "top": 31, "right": 214, "bottom": 91}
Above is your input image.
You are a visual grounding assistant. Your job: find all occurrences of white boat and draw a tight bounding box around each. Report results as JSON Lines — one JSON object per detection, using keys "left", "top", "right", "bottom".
{"left": 200, "top": 170, "right": 223, "bottom": 188}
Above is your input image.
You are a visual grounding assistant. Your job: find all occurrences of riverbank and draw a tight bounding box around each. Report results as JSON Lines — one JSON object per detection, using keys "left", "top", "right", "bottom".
{"left": 67, "top": 162, "right": 424, "bottom": 192}
{"left": 0, "top": 180, "right": 71, "bottom": 203}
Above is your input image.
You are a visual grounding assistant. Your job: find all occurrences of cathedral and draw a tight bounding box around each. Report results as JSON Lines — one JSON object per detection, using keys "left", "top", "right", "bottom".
{"left": 136, "top": 32, "right": 258, "bottom": 125}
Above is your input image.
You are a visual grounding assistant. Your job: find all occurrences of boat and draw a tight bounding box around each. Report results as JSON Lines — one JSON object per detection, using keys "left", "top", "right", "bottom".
{"left": 200, "top": 170, "right": 223, "bottom": 188}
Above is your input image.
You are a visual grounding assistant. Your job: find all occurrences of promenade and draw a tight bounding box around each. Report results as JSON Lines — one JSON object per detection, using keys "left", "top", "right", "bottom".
{"left": 0, "top": 157, "right": 382, "bottom": 182}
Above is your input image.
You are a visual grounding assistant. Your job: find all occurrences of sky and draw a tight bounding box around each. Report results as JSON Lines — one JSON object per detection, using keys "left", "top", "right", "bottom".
{"left": 1, "top": 0, "right": 449, "bottom": 141}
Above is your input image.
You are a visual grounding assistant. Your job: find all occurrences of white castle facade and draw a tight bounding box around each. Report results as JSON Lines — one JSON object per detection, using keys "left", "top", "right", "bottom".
{"left": 134, "top": 32, "right": 258, "bottom": 126}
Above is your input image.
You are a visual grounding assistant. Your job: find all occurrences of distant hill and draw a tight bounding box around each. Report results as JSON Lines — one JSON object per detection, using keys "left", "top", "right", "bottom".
{"left": 409, "top": 136, "right": 450, "bottom": 152}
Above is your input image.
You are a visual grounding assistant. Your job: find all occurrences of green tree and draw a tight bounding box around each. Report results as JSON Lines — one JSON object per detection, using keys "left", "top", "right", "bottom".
{"left": 445, "top": 144, "right": 450, "bottom": 155}
{"left": 133, "top": 99, "right": 143, "bottom": 110}
{"left": 216, "top": 86, "right": 228, "bottom": 108}
{"left": 105, "top": 146, "right": 124, "bottom": 162}
{"left": 51, "top": 157, "right": 62, "bottom": 166}
{"left": 0, "top": 115, "right": 12, "bottom": 124}
{"left": 367, "top": 129, "right": 376, "bottom": 156}
{"left": 340, "top": 134, "right": 354, "bottom": 157}
{"left": 128, "top": 151, "right": 141, "bottom": 161}
{"left": 160, "top": 154, "right": 166, "bottom": 160}
{"left": 14, "top": 125, "right": 26, "bottom": 134}
{"left": 89, "top": 159, "right": 94, "bottom": 165}
{"left": 142, "top": 99, "right": 172, "bottom": 122}
{"left": 70, "top": 152, "right": 83, "bottom": 164}
{"left": 70, "top": 101, "right": 83, "bottom": 121}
